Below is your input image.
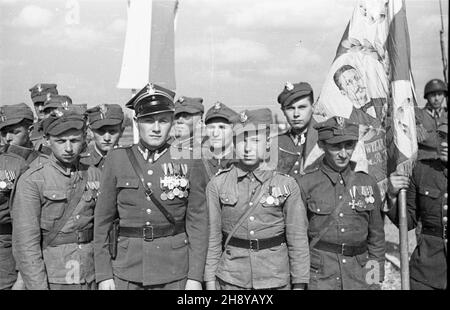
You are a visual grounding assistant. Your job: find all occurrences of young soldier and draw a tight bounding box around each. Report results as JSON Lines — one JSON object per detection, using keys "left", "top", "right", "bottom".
{"left": 201, "top": 101, "right": 238, "bottom": 181}
{"left": 12, "top": 106, "right": 100, "bottom": 290}
{"left": 0, "top": 103, "right": 40, "bottom": 289}
{"left": 415, "top": 79, "right": 448, "bottom": 160}
{"left": 204, "top": 108, "right": 310, "bottom": 290}
{"left": 81, "top": 104, "right": 124, "bottom": 170}
{"left": 276, "top": 82, "right": 320, "bottom": 176}
{"left": 386, "top": 118, "right": 447, "bottom": 290}
{"left": 94, "top": 83, "right": 208, "bottom": 290}
{"left": 299, "top": 116, "right": 385, "bottom": 290}
{"left": 172, "top": 96, "right": 204, "bottom": 155}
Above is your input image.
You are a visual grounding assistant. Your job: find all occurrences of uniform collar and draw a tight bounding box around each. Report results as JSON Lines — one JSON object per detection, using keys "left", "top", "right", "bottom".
{"left": 138, "top": 139, "right": 170, "bottom": 162}
{"left": 425, "top": 103, "right": 442, "bottom": 118}
{"left": 289, "top": 127, "right": 308, "bottom": 146}
{"left": 236, "top": 163, "right": 273, "bottom": 183}
{"left": 49, "top": 153, "right": 80, "bottom": 176}
{"left": 319, "top": 158, "right": 353, "bottom": 185}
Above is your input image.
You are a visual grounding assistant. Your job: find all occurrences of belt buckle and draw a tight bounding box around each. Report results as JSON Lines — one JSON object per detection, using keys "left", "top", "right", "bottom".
{"left": 250, "top": 239, "right": 259, "bottom": 251}
{"left": 143, "top": 225, "right": 154, "bottom": 242}
{"left": 341, "top": 243, "right": 346, "bottom": 256}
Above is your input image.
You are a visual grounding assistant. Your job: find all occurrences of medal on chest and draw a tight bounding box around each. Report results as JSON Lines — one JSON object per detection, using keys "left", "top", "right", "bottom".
{"left": 0, "top": 170, "right": 16, "bottom": 191}
{"left": 160, "top": 162, "right": 189, "bottom": 200}
{"left": 260, "top": 185, "right": 291, "bottom": 206}
{"left": 349, "top": 185, "right": 365, "bottom": 209}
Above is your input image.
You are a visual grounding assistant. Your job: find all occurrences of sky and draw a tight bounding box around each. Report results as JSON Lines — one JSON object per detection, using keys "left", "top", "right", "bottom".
{"left": 0, "top": 0, "right": 448, "bottom": 119}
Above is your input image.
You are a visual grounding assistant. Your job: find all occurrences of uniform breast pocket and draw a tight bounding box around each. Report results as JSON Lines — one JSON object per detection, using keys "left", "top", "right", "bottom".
{"left": 219, "top": 193, "right": 237, "bottom": 208}
{"left": 418, "top": 187, "right": 440, "bottom": 201}
{"left": 41, "top": 190, "right": 67, "bottom": 229}
{"left": 116, "top": 178, "right": 139, "bottom": 191}
{"left": 354, "top": 200, "right": 375, "bottom": 213}
{"left": 306, "top": 199, "right": 333, "bottom": 216}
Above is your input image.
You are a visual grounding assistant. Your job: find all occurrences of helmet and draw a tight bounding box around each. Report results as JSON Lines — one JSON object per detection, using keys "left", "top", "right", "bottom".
{"left": 424, "top": 79, "right": 447, "bottom": 98}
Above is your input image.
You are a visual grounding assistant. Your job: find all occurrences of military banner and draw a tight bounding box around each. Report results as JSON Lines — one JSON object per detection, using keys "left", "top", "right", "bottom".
{"left": 314, "top": 0, "right": 418, "bottom": 196}
{"left": 117, "top": 0, "right": 179, "bottom": 90}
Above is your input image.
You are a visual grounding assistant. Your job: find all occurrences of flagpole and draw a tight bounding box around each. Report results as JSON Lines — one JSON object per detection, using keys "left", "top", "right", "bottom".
{"left": 439, "top": 0, "right": 448, "bottom": 84}
{"left": 398, "top": 188, "right": 410, "bottom": 290}
{"left": 131, "top": 88, "right": 139, "bottom": 144}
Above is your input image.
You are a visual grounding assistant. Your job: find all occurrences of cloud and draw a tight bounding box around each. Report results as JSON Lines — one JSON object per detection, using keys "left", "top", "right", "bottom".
{"left": 178, "top": 38, "right": 271, "bottom": 65}
{"left": 11, "top": 5, "right": 54, "bottom": 28}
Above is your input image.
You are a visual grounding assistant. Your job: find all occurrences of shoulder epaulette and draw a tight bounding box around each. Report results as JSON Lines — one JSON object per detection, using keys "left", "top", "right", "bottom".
{"left": 25, "top": 156, "right": 46, "bottom": 174}
{"left": 278, "top": 146, "right": 299, "bottom": 156}
{"left": 215, "top": 166, "right": 233, "bottom": 176}
{"left": 115, "top": 144, "right": 133, "bottom": 149}
{"left": 302, "top": 165, "right": 319, "bottom": 175}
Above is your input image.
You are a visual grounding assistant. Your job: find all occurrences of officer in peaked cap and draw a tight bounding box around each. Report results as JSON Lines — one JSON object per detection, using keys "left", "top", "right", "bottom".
{"left": 94, "top": 83, "right": 208, "bottom": 290}
{"left": 201, "top": 101, "right": 239, "bottom": 181}
{"left": 298, "top": 116, "right": 385, "bottom": 290}
{"left": 80, "top": 104, "right": 125, "bottom": 169}
{"left": 204, "top": 108, "right": 310, "bottom": 290}
{"left": 276, "top": 82, "right": 321, "bottom": 177}
{"left": 0, "top": 103, "right": 40, "bottom": 289}
{"left": 415, "top": 78, "right": 448, "bottom": 160}
{"left": 12, "top": 106, "right": 100, "bottom": 290}
{"left": 29, "top": 83, "right": 58, "bottom": 121}
{"left": 172, "top": 96, "right": 204, "bottom": 154}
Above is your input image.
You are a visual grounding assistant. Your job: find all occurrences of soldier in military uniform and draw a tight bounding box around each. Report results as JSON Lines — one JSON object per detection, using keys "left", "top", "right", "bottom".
{"left": 204, "top": 108, "right": 310, "bottom": 290}
{"left": 172, "top": 96, "right": 204, "bottom": 157}
{"left": 415, "top": 78, "right": 448, "bottom": 160}
{"left": 299, "top": 116, "right": 385, "bottom": 290}
{"left": 386, "top": 117, "right": 447, "bottom": 290}
{"left": 80, "top": 104, "right": 124, "bottom": 170}
{"left": 201, "top": 101, "right": 238, "bottom": 181}
{"left": 28, "top": 83, "right": 58, "bottom": 148}
{"left": 0, "top": 104, "right": 40, "bottom": 289}
{"left": 12, "top": 106, "right": 100, "bottom": 290}
{"left": 94, "top": 83, "right": 208, "bottom": 290}
{"left": 276, "top": 82, "right": 321, "bottom": 176}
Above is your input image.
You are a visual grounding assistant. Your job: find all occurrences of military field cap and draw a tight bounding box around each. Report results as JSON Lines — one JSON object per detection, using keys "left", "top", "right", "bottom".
{"left": 125, "top": 83, "right": 175, "bottom": 118}
{"left": 205, "top": 101, "right": 239, "bottom": 124}
{"left": 86, "top": 104, "right": 124, "bottom": 129}
{"left": 43, "top": 94, "right": 73, "bottom": 111}
{"left": 314, "top": 116, "right": 359, "bottom": 144}
{"left": 437, "top": 116, "right": 448, "bottom": 134}
{"left": 174, "top": 96, "right": 204, "bottom": 117}
{"left": 0, "top": 103, "right": 34, "bottom": 130}
{"left": 277, "top": 82, "right": 314, "bottom": 108}
{"left": 42, "top": 105, "right": 87, "bottom": 136}
{"left": 232, "top": 108, "right": 273, "bottom": 135}
{"left": 29, "top": 83, "right": 58, "bottom": 104}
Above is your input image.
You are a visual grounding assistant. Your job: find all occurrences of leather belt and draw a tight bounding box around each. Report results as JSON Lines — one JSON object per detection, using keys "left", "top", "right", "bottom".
{"left": 422, "top": 226, "right": 446, "bottom": 239}
{"left": 119, "top": 221, "right": 185, "bottom": 242}
{"left": 44, "top": 228, "right": 94, "bottom": 247}
{"left": 222, "top": 232, "right": 286, "bottom": 251}
{"left": 0, "top": 223, "right": 12, "bottom": 235}
{"left": 314, "top": 240, "right": 367, "bottom": 256}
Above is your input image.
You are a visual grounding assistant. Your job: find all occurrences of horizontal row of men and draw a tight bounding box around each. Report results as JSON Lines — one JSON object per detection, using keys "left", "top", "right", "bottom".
{"left": 0, "top": 79, "right": 447, "bottom": 290}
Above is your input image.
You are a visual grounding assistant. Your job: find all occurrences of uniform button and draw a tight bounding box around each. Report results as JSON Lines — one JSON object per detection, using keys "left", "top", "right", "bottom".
{"left": 340, "top": 228, "right": 345, "bottom": 233}
{"left": 147, "top": 170, "right": 153, "bottom": 175}
{"left": 249, "top": 202, "right": 253, "bottom": 206}
{"left": 75, "top": 215, "right": 80, "bottom": 220}
{"left": 73, "top": 184, "right": 77, "bottom": 188}
{"left": 443, "top": 217, "right": 448, "bottom": 223}
{"left": 251, "top": 178, "right": 255, "bottom": 182}
{"left": 184, "top": 239, "right": 188, "bottom": 244}
{"left": 225, "top": 198, "right": 229, "bottom": 202}
{"left": 294, "top": 170, "right": 298, "bottom": 174}
{"left": 425, "top": 191, "right": 429, "bottom": 195}
{"left": 445, "top": 193, "right": 448, "bottom": 198}
{"left": 78, "top": 245, "right": 82, "bottom": 249}
{"left": 52, "top": 194, "right": 56, "bottom": 198}
{"left": 249, "top": 216, "right": 255, "bottom": 221}
{"left": 336, "top": 277, "right": 340, "bottom": 280}
{"left": 339, "top": 195, "right": 343, "bottom": 200}
{"left": 148, "top": 159, "right": 153, "bottom": 163}
{"left": 444, "top": 205, "right": 448, "bottom": 211}
{"left": 146, "top": 222, "right": 150, "bottom": 225}
{"left": 252, "top": 189, "right": 256, "bottom": 194}
{"left": 339, "top": 180, "right": 344, "bottom": 185}
{"left": 126, "top": 182, "right": 129, "bottom": 186}
{"left": 146, "top": 209, "right": 151, "bottom": 214}
{"left": 249, "top": 231, "right": 255, "bottom": 236}
{"left": 342, "top": 259, "right": 346, "bottom": 264}
{"left": 295, "top": 161, "right": 299, "bottom": 166}
{"left": 317, "top": 208, "right": 321, "bottom": 212}
{"left": 147, "top": 182, "right": 152, "bottom": 188}
{"left": 339, "top": 213, "right": 344, "bottom": 217}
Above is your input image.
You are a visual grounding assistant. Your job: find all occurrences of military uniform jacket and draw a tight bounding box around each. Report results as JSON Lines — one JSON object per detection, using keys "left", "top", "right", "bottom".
{"left": 276, "top": 117, "right": 319, "bottom": 177}
{"left": 204, "top": 165, "right": 310, "bottom": 289}
{"left": 415, "top": 106, "right": 447, "bottom": 160}
{"left": 386, "top": 159, "right": 447, "bottom": 289}
{"left": 299, "top": 160, "right": 385, "bottom": 290}
{"left": 11, "top": 154, "right": 100, "bottom": 289}
{"left": 80, "top": 143, "right": 106, "bottom": 170}
{"left": 93, "top": 142, "right": 209, "bottom": 286}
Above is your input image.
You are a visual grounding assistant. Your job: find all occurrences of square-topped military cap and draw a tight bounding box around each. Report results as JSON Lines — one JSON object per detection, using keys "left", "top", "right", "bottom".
{"left": 232, "top": 108, "right": 273, "bottom": 136}
{"left": 314, "top": 116, "right": 359, "bottom": 144}
{"left": 42, "top": 105, "right": 87, "bottom": 136}
{"left": 125, "top": 83, "right": 175, "bottom": 118}
{"left": 205, "top": 101, "right": 239, "bottom": 124}
{"left": 43, "top": 94, "right": 73, "bottom": 111}
{"left": 29, "top": 83, "right": 58, "bottom": 104}
{"left": 277, "top": 82, "right": 313, "bottom": 108}
{"left": 0, "top": 103, "right": 34, "bottom": 130}
{"left": 174, "top": 96, "right": 204, "bottom": 117}
{"left": 86, "top": 104, "right": 124, "bottom": 129}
